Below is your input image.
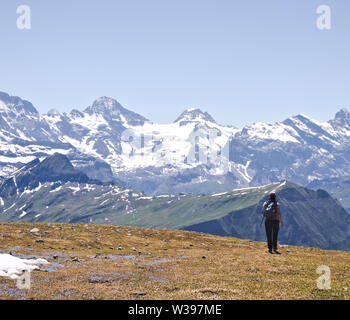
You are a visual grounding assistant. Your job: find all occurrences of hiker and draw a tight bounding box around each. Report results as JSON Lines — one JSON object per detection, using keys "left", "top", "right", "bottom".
{"left": 262, "top": 192, "right": 284, "bottom": 254}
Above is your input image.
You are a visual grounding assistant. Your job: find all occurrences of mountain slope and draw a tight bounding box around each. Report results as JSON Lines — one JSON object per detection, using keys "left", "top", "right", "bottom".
{"left": 182, "top": 183, "right": 350, "bottom": 251}
{"left": 107, "top": 180, "right": 350, "bottom": 251}
{"left": 1, "top": 155, "right": 349, "bottom": 251}
{"left": 0, "top": 153, "right": 140, "bottom": 224}
{"left": 307, "top": 176, "right": 350, "bottom": 213}
{"left": 0, "top": 153, "right": 105, "bottom": 198}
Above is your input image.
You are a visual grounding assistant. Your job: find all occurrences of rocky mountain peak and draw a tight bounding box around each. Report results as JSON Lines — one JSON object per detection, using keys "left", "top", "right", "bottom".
{"left": 46, "top": 109, "right": 61, "bottom": 117}
{"left": 0, "top": 91, "right": 38, "bottom": 116}
{"left": 174, "top": 108, "right": 216, "bottom": 124}
{"left": 0, "top": 153, "right": 97, "bottom": 198}
{"left": 90, "top": 96, "right": 123, "bottom": 113}
{"left": 334, "top": 108, "right": 350, "bottom": 121}
{"left": 327, "top": 108, "right": 350, "bottom": 128}
{"left": 84, "top": 96, "right": 148, "bottom": 125}
{"left": 40, "top": 153, "right": 75, "bottom": 173}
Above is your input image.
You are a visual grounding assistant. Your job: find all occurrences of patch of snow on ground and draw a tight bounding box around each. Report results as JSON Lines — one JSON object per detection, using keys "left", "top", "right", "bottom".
{"left": 0, "top": 254, "right": 49, "bottom": 279}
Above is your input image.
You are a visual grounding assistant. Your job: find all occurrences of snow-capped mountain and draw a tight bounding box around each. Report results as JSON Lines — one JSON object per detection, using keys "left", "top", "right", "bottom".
{"left": 1, "top": 90, "right": 350, "bottom": 195}
{"left": 229, "top": 111, "right": 350, "bottom": 188}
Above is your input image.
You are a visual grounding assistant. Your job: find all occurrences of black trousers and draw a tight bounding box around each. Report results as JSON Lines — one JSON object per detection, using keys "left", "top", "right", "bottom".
{"left": 265, "top": 219, "right": 280, "bottom": 250}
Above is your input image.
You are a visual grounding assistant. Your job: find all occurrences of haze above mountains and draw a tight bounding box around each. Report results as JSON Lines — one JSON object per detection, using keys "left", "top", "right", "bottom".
{"left": 1, "top": 91, "right": 350, "bottom": 198}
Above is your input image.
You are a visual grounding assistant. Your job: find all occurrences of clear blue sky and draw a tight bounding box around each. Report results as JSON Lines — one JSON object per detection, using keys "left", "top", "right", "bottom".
{"left": 0, "top": 0, "right": 349, "bottom": 127}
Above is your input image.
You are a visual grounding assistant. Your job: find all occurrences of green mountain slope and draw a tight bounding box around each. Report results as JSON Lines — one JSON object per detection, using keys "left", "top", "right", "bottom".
{"left": 182, "top": 183, "right": 350, "bottom": 251}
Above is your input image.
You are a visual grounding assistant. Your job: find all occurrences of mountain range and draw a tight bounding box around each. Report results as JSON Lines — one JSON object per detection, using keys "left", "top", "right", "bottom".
{"left": 2, "top": 91, "right": 350, "bottom": 197}
{"left": 0, "top": 153, "right": 349, "bottom": 251}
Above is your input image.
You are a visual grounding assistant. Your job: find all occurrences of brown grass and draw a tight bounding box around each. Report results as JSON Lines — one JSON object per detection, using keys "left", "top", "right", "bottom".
{"left": 0, "top": 222, "right": 349, "bottom": 300}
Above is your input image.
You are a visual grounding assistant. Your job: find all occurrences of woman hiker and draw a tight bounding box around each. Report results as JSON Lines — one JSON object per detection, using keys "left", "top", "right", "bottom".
{"left": 262, "top": 192, "right": 284, "bottom": 254}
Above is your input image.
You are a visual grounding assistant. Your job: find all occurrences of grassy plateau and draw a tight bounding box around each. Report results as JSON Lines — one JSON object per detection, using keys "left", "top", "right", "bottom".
{"left": 0, "top": 222, "right": 349, "bottom": 300}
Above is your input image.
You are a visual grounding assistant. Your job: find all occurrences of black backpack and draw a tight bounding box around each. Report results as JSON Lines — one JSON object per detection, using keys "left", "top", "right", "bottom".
{"left": 263, "top": 200, "right": 277, "bottom": 219}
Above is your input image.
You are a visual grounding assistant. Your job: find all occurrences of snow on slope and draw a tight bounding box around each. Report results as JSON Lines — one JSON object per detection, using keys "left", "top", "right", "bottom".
{"left": 117, "top": 120, "right": 238, "bottom": 171}
{"left": 42, "top": 104, "right": 240, "bottom": 174}
{"left": 242, "top": 122, "right": 300, "bottom": 143}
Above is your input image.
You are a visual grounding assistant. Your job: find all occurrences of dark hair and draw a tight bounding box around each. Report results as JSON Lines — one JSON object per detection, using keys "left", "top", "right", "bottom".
{"left": 269, "top": 192, "right": 276, "bottom": 202}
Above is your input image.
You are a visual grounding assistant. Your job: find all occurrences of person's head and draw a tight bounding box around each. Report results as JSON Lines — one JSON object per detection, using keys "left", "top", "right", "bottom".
{"left": 269, "top": 192, "right": 276, "bottom": 202}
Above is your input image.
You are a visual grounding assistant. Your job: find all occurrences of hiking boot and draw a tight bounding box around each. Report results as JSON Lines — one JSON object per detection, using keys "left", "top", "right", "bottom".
{"left": 268, "top": 249, "right": 273, "bottom": 254}
{"left": 273, "top": 249, "right": 281, "bottom": 254}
